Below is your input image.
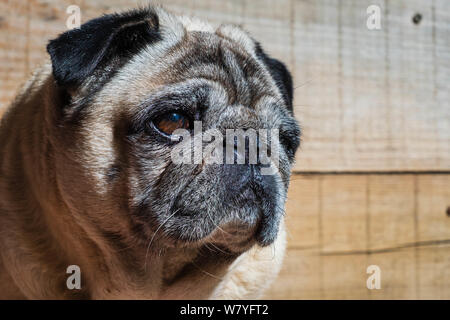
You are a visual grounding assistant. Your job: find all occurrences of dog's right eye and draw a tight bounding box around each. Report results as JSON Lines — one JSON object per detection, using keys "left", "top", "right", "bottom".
{"left": 153, "top": 112, "right": 190, "bottom": 136}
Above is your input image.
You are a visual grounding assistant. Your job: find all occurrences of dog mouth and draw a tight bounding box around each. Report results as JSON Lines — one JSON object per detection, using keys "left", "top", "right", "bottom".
{"left": 158, "top": 208, "right": 281, "bottom": 252}
{"left": 155, "top": 171, "right": 285, "bottom": 250}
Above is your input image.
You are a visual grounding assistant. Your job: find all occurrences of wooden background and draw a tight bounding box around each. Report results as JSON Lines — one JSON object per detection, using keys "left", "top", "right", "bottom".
{"left": 0, "top": 0, "right": 449, "bottom": 299}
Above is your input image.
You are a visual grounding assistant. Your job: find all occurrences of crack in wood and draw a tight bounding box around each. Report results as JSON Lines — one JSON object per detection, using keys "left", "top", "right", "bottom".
{"left": 316, "top": 239, "right": 450, "bottom": 256}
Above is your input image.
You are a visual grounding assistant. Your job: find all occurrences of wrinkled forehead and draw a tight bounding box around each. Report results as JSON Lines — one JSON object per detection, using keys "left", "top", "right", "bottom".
{"left": 98, "top": 16, "right": 281, "bottom": 113}
{"left": 161, "top": 31, "right": 278, "bottom": 107}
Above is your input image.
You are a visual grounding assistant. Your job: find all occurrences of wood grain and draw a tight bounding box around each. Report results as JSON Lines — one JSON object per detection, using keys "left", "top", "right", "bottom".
{"left": 0, "top": 0, "right": 28, "bottom": 114}
{"left": 1, "top": 0, "right": 448, "bottom": 171}
{"left": 290, "top": 0, "right": 450, "bottom": 172}
{"left": 0, "top": 0, "right": 448, "bottom": 300}
{"left": 265, "top": 173, "right": 450, "bottom": 299}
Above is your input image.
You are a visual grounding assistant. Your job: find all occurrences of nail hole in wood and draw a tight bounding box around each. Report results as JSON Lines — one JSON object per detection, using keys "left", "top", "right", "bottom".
{"left": 412, "top": 13, "right": 422, "bottom": 25}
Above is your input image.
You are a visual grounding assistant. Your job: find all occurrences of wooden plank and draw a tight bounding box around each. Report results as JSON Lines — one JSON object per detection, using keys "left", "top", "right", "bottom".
{"left": 265, "top": 173, "right": 449, "bottom": 299}
{"left": 1, "top": 0, "right": 449, "bottom": 171}
{"left": 284, "top": 174, "right": 450, "bottom": 253}
{"left": 368, "top": 175, "right": 416, "bottom": 250}
{"left": 366, "top": 248, "right": 417, "bottom": 299}
{"left": 265, "top": 247, "right": 421, "bottom": 299}
{"left": 417, "top": 175, "right": 450, "bottom": 242}
{"left": 0, "top": 0, "right": 28, "bottom": 115}
{"left": 284, "top": 175, "right": 320, "bottom": 249}
{"left": 321, "top": 253, "right": 370, "bottom": 299}
{"left": 265, "top": 245, "right": 449, "bottom": 299}
{"left": 243, "top": 0, "right": 293, "bottom": 68}
{"left": 417, "top": 244, "right": 450, "bottom": 299}
{"left": 290, "top": 0, "right": 450, "bottom": 172}
{"left": 291, "top": 0, "right": 342, "bottom": 171}
{"left": 320, "top": 175, "right": 368, "bottom": 253}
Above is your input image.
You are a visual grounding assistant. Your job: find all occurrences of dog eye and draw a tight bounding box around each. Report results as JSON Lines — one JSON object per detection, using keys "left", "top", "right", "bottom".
{"left": 154, "top": 112, "right": 190, "bottom": 135}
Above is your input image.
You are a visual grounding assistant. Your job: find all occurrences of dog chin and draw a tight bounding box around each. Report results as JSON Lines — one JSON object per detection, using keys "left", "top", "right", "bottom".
{"left": 157, "top": 207, "right": 280, "bottom": 253}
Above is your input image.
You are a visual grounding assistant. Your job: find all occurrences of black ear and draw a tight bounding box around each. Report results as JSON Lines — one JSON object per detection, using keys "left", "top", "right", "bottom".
{"left": 47, "top": 7, "right": 161, "bottom": 88}
{"left": 255, "top": 44, "right": 294, "bottom": 112}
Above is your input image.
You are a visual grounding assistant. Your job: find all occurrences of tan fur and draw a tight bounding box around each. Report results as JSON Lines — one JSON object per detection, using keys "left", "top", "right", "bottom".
{"left": 0, "top": 8, "right": 288, "bottom": 300}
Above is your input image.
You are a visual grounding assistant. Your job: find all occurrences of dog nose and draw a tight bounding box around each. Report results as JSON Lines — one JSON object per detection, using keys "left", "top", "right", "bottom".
{"left": 220, "top": 162, "right": 281, "bottom": 246}
{"left": 220, "top": 163, "right": 253, "bottom": 198}
{"left": 220, "top": 132, "right": 275, "bottom": 199}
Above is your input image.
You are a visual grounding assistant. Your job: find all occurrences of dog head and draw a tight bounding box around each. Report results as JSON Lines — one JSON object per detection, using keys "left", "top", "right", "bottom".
{"left": 46, "top": 6, "right": 300, "bottom": 254}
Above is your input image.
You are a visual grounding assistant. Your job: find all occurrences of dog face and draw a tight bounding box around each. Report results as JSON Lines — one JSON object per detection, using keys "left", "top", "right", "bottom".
{"left": 47, "top": 7, "right": 300, "bottom": 254}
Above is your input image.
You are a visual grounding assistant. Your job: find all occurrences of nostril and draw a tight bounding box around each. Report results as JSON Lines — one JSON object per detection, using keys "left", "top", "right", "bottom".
{"left": 221, "top": 164, "right": 253, "bottom": 199}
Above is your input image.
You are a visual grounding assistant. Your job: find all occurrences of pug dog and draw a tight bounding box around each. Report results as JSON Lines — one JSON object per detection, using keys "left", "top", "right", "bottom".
{"left": 0, "top": 5, "right": 300, "bottom": 299}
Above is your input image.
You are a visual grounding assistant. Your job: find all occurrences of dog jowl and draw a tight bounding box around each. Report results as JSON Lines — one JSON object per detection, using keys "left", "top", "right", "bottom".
{"left": 0, "top": 6, "right": 300, "bottom": 299}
